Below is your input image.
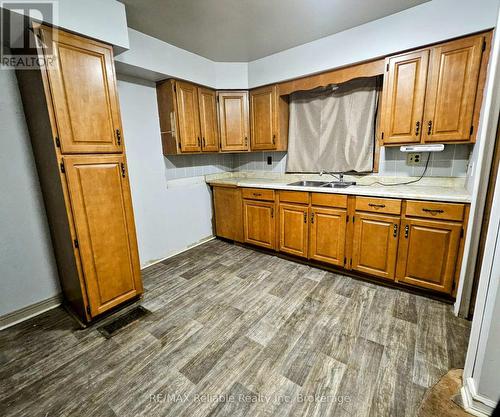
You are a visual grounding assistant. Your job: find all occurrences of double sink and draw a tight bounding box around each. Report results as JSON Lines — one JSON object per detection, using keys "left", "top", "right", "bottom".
{"left": 287, "top": 180, "right": 355, "bottom": 189}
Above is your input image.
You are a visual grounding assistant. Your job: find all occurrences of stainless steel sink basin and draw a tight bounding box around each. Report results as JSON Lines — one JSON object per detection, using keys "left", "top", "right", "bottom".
{"left": 321, "top": 182, "right": 356, "bottom": 188}
{"left": 288, "top": 180, "right": 355, "bottom": 188}
{"left": 287, "top": 180, "right": 330, "bottom": 187}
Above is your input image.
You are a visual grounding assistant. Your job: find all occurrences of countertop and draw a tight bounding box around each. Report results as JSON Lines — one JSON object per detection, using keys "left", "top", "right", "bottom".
{"left": 205, "top": 172, "right": 471, "bottom": 203}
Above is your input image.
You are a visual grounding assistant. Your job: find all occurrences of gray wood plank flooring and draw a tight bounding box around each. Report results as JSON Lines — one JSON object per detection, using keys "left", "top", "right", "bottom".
{"left": 0, "top": 239, "right": 470, "bottom": 417}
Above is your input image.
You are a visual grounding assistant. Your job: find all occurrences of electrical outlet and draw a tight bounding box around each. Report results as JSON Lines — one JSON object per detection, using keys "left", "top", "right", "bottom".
{"left": 407, "top": 153, "right": 422, "bottom": 166}
{"left": 267, "top": 156, "right": 272, "bottom": 165}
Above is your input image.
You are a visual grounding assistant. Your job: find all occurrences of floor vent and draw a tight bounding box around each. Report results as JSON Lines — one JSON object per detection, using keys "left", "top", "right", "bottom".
{"left": 97, "top": 306, "right": 151, "bottom": 339}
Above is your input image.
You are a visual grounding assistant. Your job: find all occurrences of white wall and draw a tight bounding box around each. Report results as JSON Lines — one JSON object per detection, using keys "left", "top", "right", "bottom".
{"left": 115, "top": 0, "right": 498, "bottom": 90}
{"left": 462, "top": 145, "right": 500, "bottom": 414}
{"left": 117, "top": 75, "right": 215, "bottom": 267}
{"left": 2, "top": 0, "right": 129, "bottom": 49}
{"left": 248, "top": 0, "right": 499, "bottom": 87}
{"left": 0, "top": 69, "right": 60, "bottom": 317}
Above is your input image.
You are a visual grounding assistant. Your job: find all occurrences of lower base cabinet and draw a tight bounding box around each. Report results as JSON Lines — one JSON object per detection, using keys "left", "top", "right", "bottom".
{"left": 213, "top": 186, "right": 244, "bottom": 242}
{"left": 278, "top": 203, "right": 308, "bottom": 257}
{"left": 396, "top": 218, "right": 462, "bottom": 293}
{"left": 351, "top": 213, "right": 400, "bottom": 280}
{"left": 309, "top": 207, "right": 347, "bottom": 267}
{"left": 212, "top": 187, "right": 468, "bottom": 297}
{"left": 243, "top": 199, "right": 276, "bottom": 249}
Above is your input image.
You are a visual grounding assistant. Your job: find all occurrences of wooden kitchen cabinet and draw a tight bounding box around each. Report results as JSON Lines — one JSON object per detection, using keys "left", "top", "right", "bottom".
{"left": 423, "top": 36, "right": 484, "bottom": 143}
{"left": 211, "top": 186, "right": 469, "bottom": 297}
{"left": 249, "top": 85, "right": 288, "bottom": 151}
{"left": 381, "top": 50, "right": 429, "bottom": 144}
{"left": 156, "top": 80, "right": 218, "bottom": 154}
{"left": 39, "top": 26, "right": 123, "bottom": 154}
{"left": 351, "top": 212, "right": 400, "bottom": 280}
{"left": 278, "top": 203, "right": 309, "bottom": 258}
{"left": 64, "top": 155, "right": 142, "bottom": 317}
{"left": 17, "top": 25, "right": 143, "bottom": 323}
{"left": 212, "top": 186, "right": 243, "bottom": 242}
{"left": 218, "top": 91, "right": 250, "bottom": 152}
{"left": 309, "top": 207, "right": 347, "bottom": 267}
{"left": 243, "top": 199, "right": 276, "bottom": 249}
{"left": 381, "top": 32, "right": 489, "bottom": 145}
{"left": 175, "top": 80, "right": 202, "bottom": 152}
{"left": 198, "top": 87, "right": 219, "bottom": 152}
{"left": 396, "top": 218, "right": 462, "bottom": 294}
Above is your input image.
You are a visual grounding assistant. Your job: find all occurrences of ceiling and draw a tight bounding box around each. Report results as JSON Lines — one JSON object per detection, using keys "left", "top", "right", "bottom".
{"left": 120, "top": 0, "right": 430, "bottom": 62}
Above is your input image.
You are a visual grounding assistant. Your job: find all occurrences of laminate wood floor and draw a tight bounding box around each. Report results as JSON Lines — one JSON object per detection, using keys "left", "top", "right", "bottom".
{"left": 0, "top": 239, "right": 471, "bottom": 417}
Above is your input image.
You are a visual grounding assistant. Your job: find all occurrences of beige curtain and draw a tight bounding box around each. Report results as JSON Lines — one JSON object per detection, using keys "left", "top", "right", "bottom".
{"left": 286, "top": 77, "right": 379, "bottom": 173}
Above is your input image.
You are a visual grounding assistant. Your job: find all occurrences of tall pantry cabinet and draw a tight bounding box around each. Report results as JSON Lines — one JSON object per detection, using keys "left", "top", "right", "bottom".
{"left": 16, "top": 26, "right": 143, "bottom": 323}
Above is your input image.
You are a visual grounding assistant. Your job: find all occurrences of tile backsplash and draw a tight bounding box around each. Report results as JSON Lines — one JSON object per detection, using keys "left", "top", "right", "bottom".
{"left": 163, "top": 145, "right": 471, "bottom": 180}
{"left": 379, "top": 144, "right": 471, "bottom": 177}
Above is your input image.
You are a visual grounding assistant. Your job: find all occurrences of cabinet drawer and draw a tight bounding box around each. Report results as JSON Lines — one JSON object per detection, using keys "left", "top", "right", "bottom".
{"left": 242, "top": 188, "right": 275, "bottom": 201}
{"left": 279, "top": 191, "right": 309, "bottom": 204}
{"left": 405, "top": 200, "right": 465, "bottom": 221}
{"left": 311, "top": 193, "right": 348, "bottom": 208}
{"left": 355, "top": 197, "right": 401, "bottom": 215}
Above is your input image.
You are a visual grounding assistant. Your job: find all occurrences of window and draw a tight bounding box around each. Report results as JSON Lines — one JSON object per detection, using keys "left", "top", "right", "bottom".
{"left": 286, "top": 77, "right": 380, "bottom": 173}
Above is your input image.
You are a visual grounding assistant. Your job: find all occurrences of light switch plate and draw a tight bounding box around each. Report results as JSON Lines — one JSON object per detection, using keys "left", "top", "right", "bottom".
{"left": 407, "top": 153, "right": 422, "bottom": 166}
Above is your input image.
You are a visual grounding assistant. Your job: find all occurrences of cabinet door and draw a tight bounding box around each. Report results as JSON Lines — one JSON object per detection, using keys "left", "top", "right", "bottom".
{"left": 279, "top": 203, "right": 308, "bottom": 258}
{"left": 351, "top": 213, "right": 400, "bottom": 280}
{"left": 64, "top": 155, "right": 142, "bottom": 317}
{"left": 381, "top": 50, "right": 429, "bottom": 144}
{"left": 198, "top": 87, "right": 219, "bottom": 152}
{"left": 250, "top": 86, "right": 277, "bottom": 150}
{"left": 175, "top": 81, "right": 201, "bottom": 152}
{"left": 243, "top": 200, "right": 275, "bottom": 249}
{"left": 309, "top": 207, "right": 347, "bottom": 267}
{"left": 40, "top": 27, "right": 122, "bottom": 154}
{"left": 213, "top": 186, "right": 243, "bottom": 242}
{"left": 218, "top": 91, "right": 249, "bottom": 152}
{"left": 396, "top": 218, "right": 462, "bottom": 294}
{"left": 423, "top": 36, "right": 484, "bottom": 142}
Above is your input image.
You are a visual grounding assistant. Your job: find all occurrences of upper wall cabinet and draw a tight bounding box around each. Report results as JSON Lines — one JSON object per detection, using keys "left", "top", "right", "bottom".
{"left": 156, "top": 80, "right": 219, "bottom": 155}
{"left": 423, "top": 36, "right": 484, "bottom": 142}
{"left": 175, "top": 80, "right": 202, "bottom": 152}
{"left": 40, "top": 27, "right": 123, "bottom": 154}
{"left": 380, "top": 50, "right": 429, "bottom": 144}
{"left": 218, "top": 91, "right": 250, "bottom": 152}
{"left": 381, "top": 33, "right": 489, "bottom": 145}
{"left": 198, "top": 87, "right": 220, "bottom": 152}
{"left": 249, "top": 85, "right": 288, "bottom": 151}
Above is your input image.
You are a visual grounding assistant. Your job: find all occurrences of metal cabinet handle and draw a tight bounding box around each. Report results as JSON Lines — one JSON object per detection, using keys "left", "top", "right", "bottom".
{"left": 244, "top": 137, "right": 248, "bottom": 147}
{"left": 393, "top": 224, "right": 398, "bottom": 237}
{"left": 271, "top": 207, "right": 274, "bottom": 218}
{"left": 404, "top": 224, "right": 409, "bottom": 238}
{"left": 253, "top": 193, "right": 262, "bottom": 197}
{"left": 304, "top": 211, "right": 307, "bottom": 223}
{"left": 116, "top": 128, "right": 121, "bottom": 146}
{"left": 272, "top": 134, "right": 276, "bottom": 145}
{"left": 311, "top": 212, "right": 315, "bottom": 224}
{"left": 422, "top": 208, "right": 444, "bottom": 214}
{"left": 427, "top": 120, "right": 433, "bottom": 135}
{"left": 202, "top": 137, "right": 206, "bottom": 147}
{"left": 197, "top": 137, "right": 201, "bottom": 147}
{"left": 368, "top": 203, "right": 386, "bottom": 208}
{"left": 415, "top": 121, "right": 420, "bottom": 136}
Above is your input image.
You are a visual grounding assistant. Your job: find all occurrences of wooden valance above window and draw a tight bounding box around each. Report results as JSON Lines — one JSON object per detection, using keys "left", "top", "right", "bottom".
{"left": 277, "top": 58, "right": 385, "bottom": 96}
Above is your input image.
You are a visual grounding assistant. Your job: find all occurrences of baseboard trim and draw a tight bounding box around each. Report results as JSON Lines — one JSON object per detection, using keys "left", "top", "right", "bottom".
{"left": 0, "top": 294, "right": 63, "bottom": 331}
{"left": 0, "top": 237, "right": 218, "bottom": 331}
{"left": 461, "top": 377, "right": 496, "bottom": 417}
{"left": 140, "top": 236, "right": 216, "bottom": 270}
